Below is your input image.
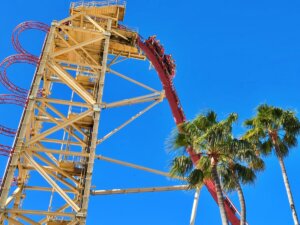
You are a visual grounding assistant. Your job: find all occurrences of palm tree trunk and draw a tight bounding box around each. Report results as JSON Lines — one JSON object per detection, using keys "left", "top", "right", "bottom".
{"left": 277, "top": 154, "right": 299, "bottom": 225}
{"left": 235, "top": 179, "right": 246, "bottom": 225}
{"left": 211, "top": 163, "right": 229, "bottom": 225}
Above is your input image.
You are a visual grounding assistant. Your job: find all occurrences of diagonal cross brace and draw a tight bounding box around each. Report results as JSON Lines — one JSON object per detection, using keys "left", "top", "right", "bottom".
{"left": 47, "top": 61, "right": 96, "bottom": 105}
{"left": 26, "top": 109, "right": 92, "bottom": 146}
{"left": 23, "top": 152, "right": 80, "bottom": 212}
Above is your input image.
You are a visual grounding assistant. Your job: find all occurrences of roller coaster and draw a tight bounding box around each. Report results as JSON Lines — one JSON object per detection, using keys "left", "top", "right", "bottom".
{"left": 0, "top": 1, "right": 242, "bottom": 224}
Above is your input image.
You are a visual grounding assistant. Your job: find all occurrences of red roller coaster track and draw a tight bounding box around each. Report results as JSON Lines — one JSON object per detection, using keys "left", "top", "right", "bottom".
{"left": 0, "top": 94, "right": 26, "bottom": 138}
{"left": 0, "top": 125, "right": 16, "bottom": 137}
{"left": 0, "top": 21, "right": 49, "bottom": 96}
{"left": 12, "top": 21, "right": 50, "bottom": 56}
{"left": 138, "top": 36, "right": 241, "bottom": 225}
{"left": 0, "top": 94, "right": 27, "bottom": 107}
{"left": 0, "top": 54, "right": 38, "bottom": 96}
{"left": 0, "top": 144, "right": 12, "bottom": 157}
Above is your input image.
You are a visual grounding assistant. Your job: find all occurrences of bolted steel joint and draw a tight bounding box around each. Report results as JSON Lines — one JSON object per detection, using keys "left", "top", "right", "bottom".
{"left": 93, "top": 104, "right": 101, "bottom": 112}
{"left": 76, "top": 212, "right": 87, "bottom": 218}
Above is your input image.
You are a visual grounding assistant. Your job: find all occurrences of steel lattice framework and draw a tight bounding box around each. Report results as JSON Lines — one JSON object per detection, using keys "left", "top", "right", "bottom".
{"left": 0, "top": 1, "right": 242, "bottom": 225}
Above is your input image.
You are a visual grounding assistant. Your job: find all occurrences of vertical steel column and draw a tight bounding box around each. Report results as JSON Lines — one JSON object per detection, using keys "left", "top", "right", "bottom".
{"left": 190, "top": 188, "right": 201, "bottom": 225}
{"left": 78, "top": 19, "right": 112, "bottom": 224}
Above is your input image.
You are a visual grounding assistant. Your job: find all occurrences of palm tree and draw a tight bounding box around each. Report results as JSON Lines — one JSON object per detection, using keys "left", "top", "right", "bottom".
{"left": 244, "top": 104, "right": 300, "bottom": 225}
{"left": 219, "top": 139, "right": 265, "bottom": 225}
{"left": 169, "top": 111, "right": 261, "bottom": 225}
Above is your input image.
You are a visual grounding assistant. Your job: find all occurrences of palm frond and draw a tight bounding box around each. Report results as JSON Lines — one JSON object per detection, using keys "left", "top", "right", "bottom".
{"left": 219, "top": 165, "right": 237, "bottom": 192}
{"left": 249, "top": 157, "right": 265, "bottom": 171}
{"left": 259, "top": 138, "right": 273, "bottom": 155}
{"left": 244, "top": 104, "right": 300, "bottom": 159}
{"left": 187, "top": 169, "right": 204, "bottom": 189}
{"left": 275, "top": 141, "right": 289, "bottom": 158}
{"left": 197, "top": 155, "right": 211, "bottom": 172}
{"left": 170, "top": 155, "right": 193, "bottom": 177}
{"left": 244, "top": 118, "right": 255, "bottom": 128}
{"left": 234, "top": 163, "right": 256, "bottom": 185}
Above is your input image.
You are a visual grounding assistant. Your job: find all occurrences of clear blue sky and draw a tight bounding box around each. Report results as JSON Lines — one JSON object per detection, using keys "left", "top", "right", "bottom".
{"left": 0, "top": 0, "right": 300, "bottom": 225}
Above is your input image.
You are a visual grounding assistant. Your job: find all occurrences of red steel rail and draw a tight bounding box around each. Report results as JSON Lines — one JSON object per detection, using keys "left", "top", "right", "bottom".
{"left": 138, "top": 36, "right": 241, "bottom": 225}
{"left": 0, "top": 125, "right": 16, "bottom": 137}
{"left": 0, "top": 94, "right": 27, "bottom": 107}
{"left": 0, "top": 144, "right": 12, "bottom": 157}
{"left": 0, "top": 94, "right": 26, "bottom": 139}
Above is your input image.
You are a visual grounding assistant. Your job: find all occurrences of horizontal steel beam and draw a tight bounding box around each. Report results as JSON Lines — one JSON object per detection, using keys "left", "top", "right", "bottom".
{"left": 2, "top": 209, "right": 75, "bottom": 217}
{"left": 96, "top": 155, "right": 185, "bottom": 181}
{"left": 91, "top": 185, "right": 189, "bottom": 195}
{"left": 31, "top": 147, "right": 89, "bottom": 157}
{"left": 36, "top": 98, "right": 91, "bottom": 108}
{"left": 25, "top": 186, "right": 76, "bottom": 193}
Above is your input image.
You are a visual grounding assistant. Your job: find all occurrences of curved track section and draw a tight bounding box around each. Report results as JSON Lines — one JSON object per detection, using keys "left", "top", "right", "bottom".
{"left": 0, "top": 54, "right": 38, "bottom": 95}
{"left": 137, "top": 37, "right": 184, "bottom": 125}
{"left": 12, "top": 21, "right": 50, "bottom": 56}
{"left": 138, "top": 36, "right": 241, "bottom": 225}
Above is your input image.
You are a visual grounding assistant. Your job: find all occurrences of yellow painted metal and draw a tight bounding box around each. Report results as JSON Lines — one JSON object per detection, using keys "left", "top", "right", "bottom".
{"left": 48, "top": 221, "right": 70, "bottom": 225}
{"left": 0, "top": 2, "right": 148, "bottom": 224}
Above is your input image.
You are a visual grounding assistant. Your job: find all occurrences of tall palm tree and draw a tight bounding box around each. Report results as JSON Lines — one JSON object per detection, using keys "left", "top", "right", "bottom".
{"left": 244, "top": 104, "right": 300, "bottom": 225}
{"left": 169, "top": 111, "right": 261, "bottom": 225}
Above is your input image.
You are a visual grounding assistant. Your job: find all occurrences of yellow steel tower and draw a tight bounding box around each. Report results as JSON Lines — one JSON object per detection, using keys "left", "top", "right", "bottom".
{"left": 0, "top": 1, "right": 168, "bottom": 224}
